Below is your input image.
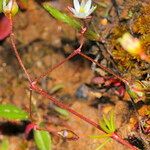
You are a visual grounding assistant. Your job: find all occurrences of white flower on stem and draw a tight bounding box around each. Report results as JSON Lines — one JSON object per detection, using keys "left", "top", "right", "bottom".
{"left": 3, "top": 0, "right": 18, "bottom": 16}
{"left": 69, "top": 0, "right": 96, "bottom": 19}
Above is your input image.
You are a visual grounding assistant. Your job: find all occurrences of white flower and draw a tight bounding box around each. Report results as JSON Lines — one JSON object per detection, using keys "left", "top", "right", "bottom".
{"left": 3, "top": 0, "right": 18, "bottom": 16}
{"left": 69, "top": 0, "right": 96, "bottom": 19}
{"left": 3, "top": 0, "right": 13, "bottom": 12}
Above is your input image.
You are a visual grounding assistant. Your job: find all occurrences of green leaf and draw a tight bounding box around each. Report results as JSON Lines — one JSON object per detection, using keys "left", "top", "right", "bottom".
{"left": 43, "top": 3, "right": 100, "bottom": 41}
{"left": 127, "top": 87, "right": 139, "bottom": 100}
{"left": 99, "top": 111, "right": 116, "bottom": 134}
{"left": 34, "top": 130, "right": 52, "bottom": 150}
{"left": 109, "top": 110, "right": 116, "bottom": 132}
{"left": 43, "top": 3, "right": 81, "bottom": 29}
{"left": 50, "top": 83, "right": 64, "bottom": 94}
{"left": 0, "top": 104, "right": 28, "bottom": 120}
{"left": 54, "top": 106, "right": 69, "bottom": 118}
{"left": 99, "top": 120, "right": 111, "bottom": 134}
{"left": 102, "top": 114, "right": 111, "bottom": 131}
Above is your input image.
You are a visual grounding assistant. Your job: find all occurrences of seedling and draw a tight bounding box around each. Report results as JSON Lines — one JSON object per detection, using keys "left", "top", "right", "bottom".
{"left": 90, "top": 110, "right": 116, "bottom": 149}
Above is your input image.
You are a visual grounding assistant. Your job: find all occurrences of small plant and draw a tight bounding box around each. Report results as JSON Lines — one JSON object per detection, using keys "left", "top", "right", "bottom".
{"left": 91, "top": 110, "right": 116, "bottom": 150}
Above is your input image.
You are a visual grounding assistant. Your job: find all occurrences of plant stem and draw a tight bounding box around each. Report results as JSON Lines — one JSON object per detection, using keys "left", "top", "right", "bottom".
{"left": 34, "top": 49, "right": 79, "bottom": 83}
{"left": 30, "top": 84, "right": 100, "bottom": 129}
{"left": 31, "top": 84, "right": 137, "bottom": 150}
{"left": 34, "top": 27, "right": 85, "bottom": 84}
{"left": 8, "top": 14, "right": 137, "bottom": 150}
{"left": 111, "top": 133, "right": 138, "bottom": 150}
{"left": 79, "top": 52, "right": 129, "bottom": 86}
{"left": 9, "top": 17, "right": 32, "bottom": 83}
{"left": 29, "top": 90, "right": 33, "bottom": 119}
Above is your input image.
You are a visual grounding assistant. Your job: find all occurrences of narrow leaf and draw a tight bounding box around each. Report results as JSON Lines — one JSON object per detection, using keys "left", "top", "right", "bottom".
{"left": 109, "top": 110, "right": 116, "bottom": 132}
{"left": 102, "top": 114, "right": 112, "bottom": 131}
{"left": 43, "top": 3, "right": 100, "bottom": 41}
{"left": 34, "top": 130, "right": 52, "bottom": 150}
{"left": 95, "top": 138, "right": 111, "bottom": 150}
{"left": 54, "top": 106, "right": 69, "bottom": 118}
{"left": 0, "top": 104, "right": 28, "bottom": 120}
{"left": 99, "top": 120, "right": 111, "bottom": 133}
{"left": 90, "top": 134, "right": 110, "bottom": 139}
{"left": 43, "top": 3, "right": 81, "bottom": 29}
{"left": 50, "top": 83, "right": 64, "bottom": 94}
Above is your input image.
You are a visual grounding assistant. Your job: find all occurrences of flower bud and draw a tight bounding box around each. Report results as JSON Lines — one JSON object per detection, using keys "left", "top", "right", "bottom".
{"left": 58, "top": 129, "right": 79, "bottom": 141}
{"left": 3, "top": 0, "right": 19, "bottom": 17}
{"left": 118, "top": 33, "right": 143, "bottom": 56}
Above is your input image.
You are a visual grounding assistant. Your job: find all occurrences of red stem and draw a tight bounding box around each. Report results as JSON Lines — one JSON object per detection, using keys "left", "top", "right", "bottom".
{"left": 111, "top": 133, "right": 138, "bottom": 150}
{"left": 79, "top": 52, "right": 129, "bottom": 86}
{"left": 9, "top": 17, "right": 32, "bottom": 83}
{"left": 34, "top": 49, "right": 79, "bottom": 83}
{"left": 31, "top": 84, "right": 137, "bottom": 150}
{"left": 30, "top": 84, "right": 100, "bottom": 129}
{"left": 34, "top": 35, "right": 84, "bottom": 84}
{"left": 8, "top": 14, "right": 137, "bottom": 150}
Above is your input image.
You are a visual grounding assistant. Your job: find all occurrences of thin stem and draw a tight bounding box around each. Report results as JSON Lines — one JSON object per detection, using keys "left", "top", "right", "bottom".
{"left": 9, "top": 17, "right": 32, "bottom": 83}
{"left": 31, "top": 84, "right": 137, "bottom": 150}
{"left": 111, "top": 133, "right": 138, "bottom": 150}
{"left": 31, "top": 84, "right": 100, "bottom": 130}
{"left": 29, "top": 90, "right": 33, "bottom": 120}
{"left": 33, "top": 27, "right": 85, "bottom": 84}
{"left": 79, "top": 52, "right": 129, "bottom": 86}
{"left": 34, "top": 49, "right": 79, "bottom": 83}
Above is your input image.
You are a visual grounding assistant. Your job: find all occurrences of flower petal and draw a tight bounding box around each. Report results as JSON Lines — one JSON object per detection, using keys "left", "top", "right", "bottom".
{"left": 81, "top": 0, "right": 86, "bottom": 7}
{"left": 84, "top": 0, "right": 92, "bottom": 12}
{"left": 74, "top": 12, "right": 87, "bottom": 19}
{"left": 77, "top": 14, "right": 87, "bottom": 18}
{"left": 69, "top": 7, "right": 77, "bottom": 14}
{"left": 3, "top": 0, "right": 7, "bottom": 8}
{"left": 73, "top": 0, "right": 80, "bottom": 11}
{"left": 87, "top": 5, "right": 96, "bottom": 16}
{"left": 7, "top": 0, "right": 13, "bottom": 10}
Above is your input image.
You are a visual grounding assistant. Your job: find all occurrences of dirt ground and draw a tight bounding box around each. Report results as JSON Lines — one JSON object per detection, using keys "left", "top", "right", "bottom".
{"left": 0, "top": 0, "right": 149, "bottom": 150}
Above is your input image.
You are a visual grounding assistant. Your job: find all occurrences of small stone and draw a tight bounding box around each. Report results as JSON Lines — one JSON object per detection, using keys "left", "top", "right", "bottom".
{"left": 75, "top": 84, "right": 89, "bottom": 100}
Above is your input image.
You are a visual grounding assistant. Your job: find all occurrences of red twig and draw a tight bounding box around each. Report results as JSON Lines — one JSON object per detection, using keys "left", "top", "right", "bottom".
{"left": 34, "top": 48, "right": 80, "bottom": 83}
{"left": 31, "top": 84, "right": 100, "bottom": 129}
{"left": 34, "top": 29, "right": 85, "bottom": 84}
{"left": 8, "top": 13, "right": 137, "bottom": 150}
{"left": 9, "top": 17, "right": 32, "bottom": 83}
{"left": 30, "top": 83, "right": 138, "bottom": 150}
{"left": 111, "top": 133, "right": 138, "bottom": 150}
{"left": 79, "top": 52, "right": 129, "bottom": 86}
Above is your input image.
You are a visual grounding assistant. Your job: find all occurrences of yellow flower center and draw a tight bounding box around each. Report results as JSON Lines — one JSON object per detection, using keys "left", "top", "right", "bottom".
{"left": 79, "top": 7, "right": 85, "bottom": 13}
